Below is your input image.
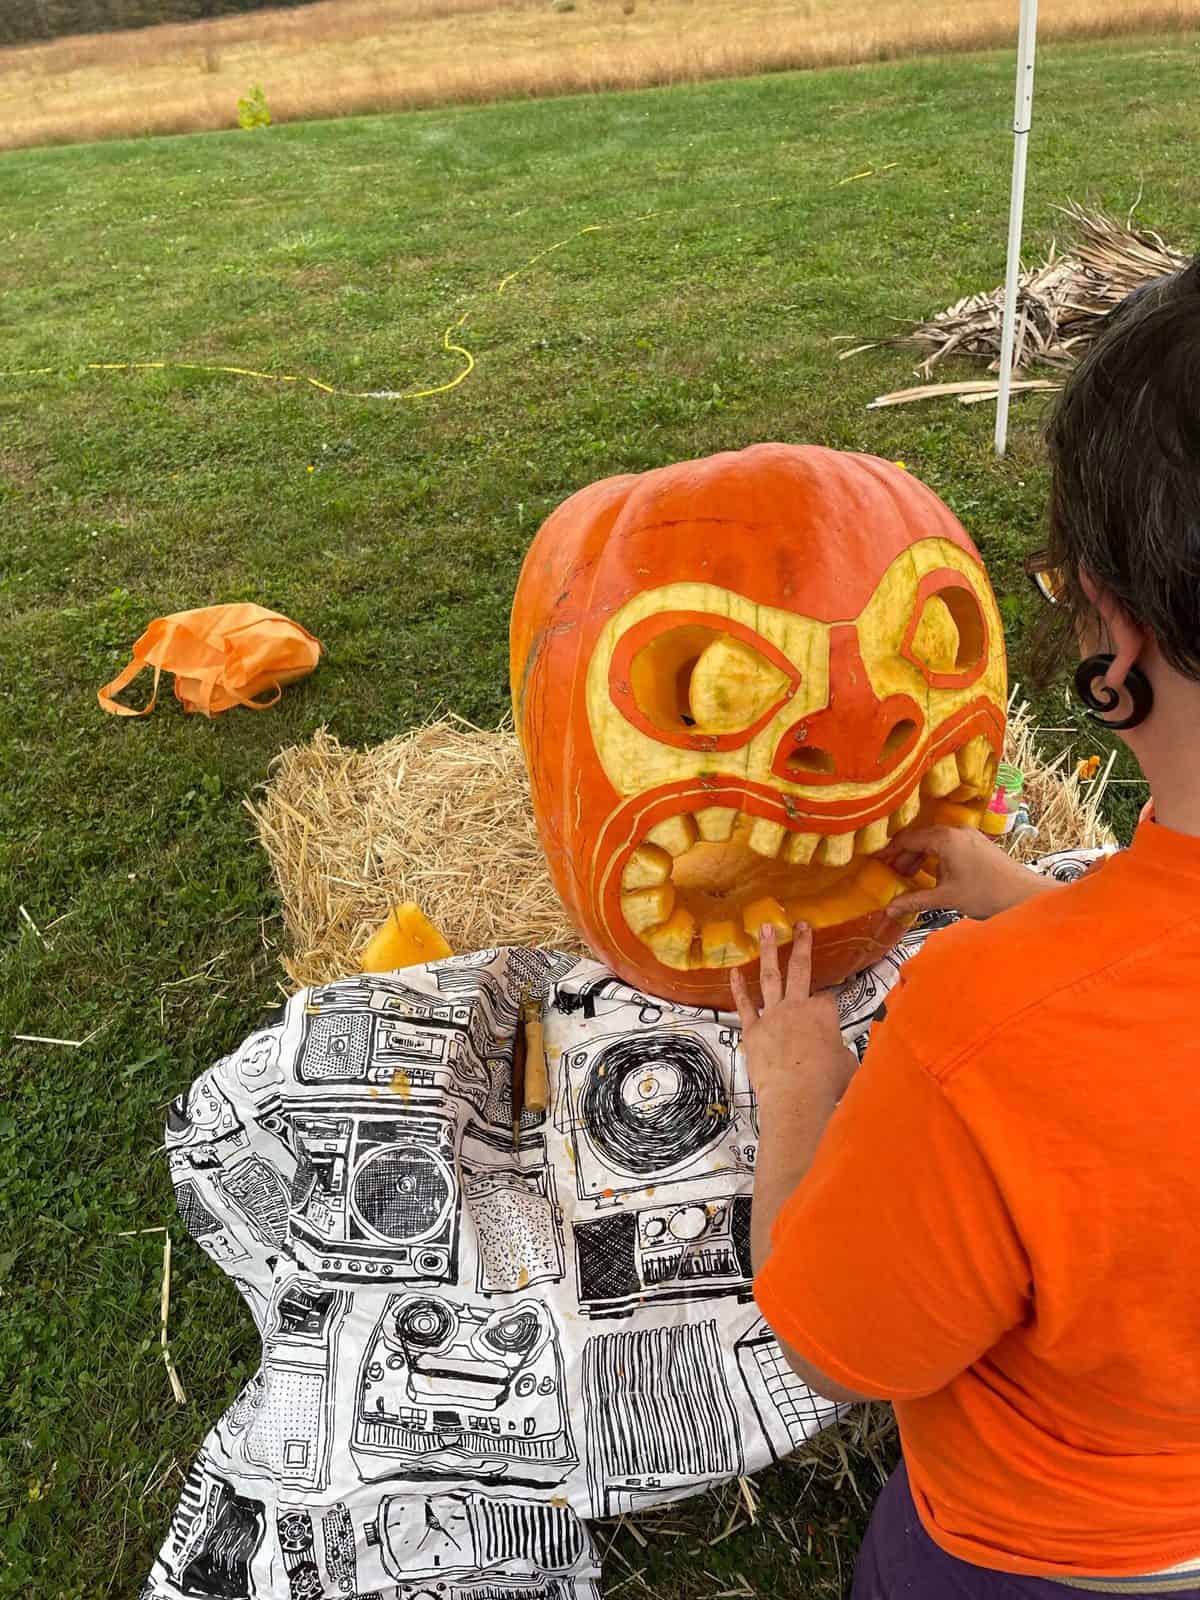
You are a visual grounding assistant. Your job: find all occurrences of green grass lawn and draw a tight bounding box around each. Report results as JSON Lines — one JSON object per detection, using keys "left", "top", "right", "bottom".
{"left": 1, "top": 35, "right": 1196, "bottom": 1598}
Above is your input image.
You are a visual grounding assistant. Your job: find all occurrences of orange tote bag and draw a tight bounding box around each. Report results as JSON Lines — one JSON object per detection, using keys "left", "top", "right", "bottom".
{"left": 98, "top": 603, "right": 322, "bottom": 718}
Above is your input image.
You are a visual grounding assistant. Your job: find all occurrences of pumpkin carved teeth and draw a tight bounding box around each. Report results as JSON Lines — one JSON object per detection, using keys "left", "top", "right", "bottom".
{"left": 815, "top": 831, "right": 855, "bottom": 868}
{"left": 694, "top": 805, "right": 738, "bottom": 843}
{"left": 618, "top": 752, "right": 995, "bottom": 970}
{"left": 923, "top": 755, "right": 960, "bottom": 798}
{"left": 782, "top": 830, "right": 820, "bottom": 865}
{"left": 957, "top": 734, "right": 996, "bottom": 792}
{"left": 889, "top": 789, "right": 922, "bottom": 834}
{"left": 747, "top": 817, "right": 787, "bottom": 859}
{"left": 855, "top": 817, "right": 891, "bottom": 856}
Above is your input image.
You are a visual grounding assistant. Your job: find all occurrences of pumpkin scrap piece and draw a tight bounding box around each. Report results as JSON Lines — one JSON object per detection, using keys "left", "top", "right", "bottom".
{"left": 644, "top": 907, "right": 697, "bottom": 970}
{"left": 360, "top": 903, "right": 453, "bottom": 973}
{"left": 855, "top": 857, "right": 908, "bottom": 907}
{"left": 701, "top": 920, "right": 757, "bottom": 968}
{"left": 930, "top": 799, "right": 984, "bottom": 830}
{"left": 741, "top": 896, "right": 793, "bottom": 943}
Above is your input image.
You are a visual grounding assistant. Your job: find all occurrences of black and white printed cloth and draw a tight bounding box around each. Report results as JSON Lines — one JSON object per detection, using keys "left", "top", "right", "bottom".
{"left": 145, "top": 849, "right": 1108, "bottom": 1600}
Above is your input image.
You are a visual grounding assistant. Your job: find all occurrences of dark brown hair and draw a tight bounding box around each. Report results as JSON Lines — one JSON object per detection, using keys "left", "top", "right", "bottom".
{"left": 1032, "top": 257, "right": 1200, "bottom": 683}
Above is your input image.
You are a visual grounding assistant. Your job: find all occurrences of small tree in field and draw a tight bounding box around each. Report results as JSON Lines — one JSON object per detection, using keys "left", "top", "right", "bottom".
{"left": 237, "top": 84, "right": 272, "bottom": 129}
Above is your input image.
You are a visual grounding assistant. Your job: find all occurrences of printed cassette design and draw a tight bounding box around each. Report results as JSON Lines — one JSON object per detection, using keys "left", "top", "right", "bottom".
{"left": 298, "top": 979, "right": 491, "bottom": 1109}
{"left": 573, "top": 1193, "right": 752, "bottom": 1317}
{"left": 352, "top": 1292, "right": 577, "bottom": 1486}
{"left": 557, "top": 1025, "right": 755, "bottom": 1200}
{"left": 290, "top": 1104, "right": 460, "bottom": 1284}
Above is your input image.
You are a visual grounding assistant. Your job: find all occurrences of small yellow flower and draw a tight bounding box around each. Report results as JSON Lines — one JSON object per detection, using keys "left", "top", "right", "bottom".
{"left": 306, "top": 464, "right": 315, "bottom": 473}
{"left": 1077, "top": 755, "right": 1101, "bottom": 781}
{"left": 893, "top": 460, "right": 908, "bottom": 471}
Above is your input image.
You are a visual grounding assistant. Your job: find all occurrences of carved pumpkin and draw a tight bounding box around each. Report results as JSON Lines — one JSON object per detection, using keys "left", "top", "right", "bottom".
{"left": 510, "top": 444, "right": 1007, "bottom": 1004}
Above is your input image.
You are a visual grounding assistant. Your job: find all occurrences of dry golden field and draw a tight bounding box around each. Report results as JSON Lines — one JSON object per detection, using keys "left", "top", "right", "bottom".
{"left": 0, "top": 0, "right": 1197, "bottom": 150}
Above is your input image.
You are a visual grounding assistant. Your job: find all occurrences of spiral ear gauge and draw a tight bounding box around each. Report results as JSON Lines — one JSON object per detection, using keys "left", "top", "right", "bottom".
{"left": 1073, "top": 653, "right": 1154, "bottom": 730}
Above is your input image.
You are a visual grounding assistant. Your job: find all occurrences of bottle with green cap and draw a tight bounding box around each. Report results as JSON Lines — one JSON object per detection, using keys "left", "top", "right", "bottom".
{"left": 981, "top": 763, "right": 1025, "bottom": 836}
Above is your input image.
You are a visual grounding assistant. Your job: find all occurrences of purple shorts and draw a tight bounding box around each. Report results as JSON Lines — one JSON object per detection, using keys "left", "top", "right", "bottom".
{"left": 851, "top": 1462, "right": 1200, "bottom": 1599}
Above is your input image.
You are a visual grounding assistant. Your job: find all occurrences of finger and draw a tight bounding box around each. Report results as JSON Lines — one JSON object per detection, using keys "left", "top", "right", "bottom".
{"left": 885, "top": 889, "right": 944, "bottom": 920}
{"left": 729, "top": 965, "right": 759, "bottom": 1033}
{"left": 758, "top": 923, "right": 784, "bottom": 1009}
{"left": 889, "top": 824, "right": 958, "bottom": 857}
{"left": 890, "top": 848, "right": 923, "bottom": 879}
{"left": 787, "top": 921, "right": 813, "bottom": 996}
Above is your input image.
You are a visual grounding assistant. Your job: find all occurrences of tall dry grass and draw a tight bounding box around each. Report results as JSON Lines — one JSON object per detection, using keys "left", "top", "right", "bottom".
{"left": 1, "top": 0, "right": 1197, "bottom": 151}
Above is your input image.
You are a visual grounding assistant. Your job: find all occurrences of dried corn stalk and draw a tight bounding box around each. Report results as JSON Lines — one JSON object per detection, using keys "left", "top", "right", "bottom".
{"left": 845, "top": 202, "right": 1187, "bottom": 401}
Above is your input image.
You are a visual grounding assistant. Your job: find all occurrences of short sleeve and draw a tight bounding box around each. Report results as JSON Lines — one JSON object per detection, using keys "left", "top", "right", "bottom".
{"left": 753, "top": 1021, "right": 1030, "bottom": 1400}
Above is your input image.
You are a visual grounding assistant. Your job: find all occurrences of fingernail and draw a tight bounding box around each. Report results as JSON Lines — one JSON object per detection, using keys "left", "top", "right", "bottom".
{"left": 794, "top": 921, "right": 810, "bottom": 936}
{"left": 760, "top": 923, "right": 775, "bottom": 942}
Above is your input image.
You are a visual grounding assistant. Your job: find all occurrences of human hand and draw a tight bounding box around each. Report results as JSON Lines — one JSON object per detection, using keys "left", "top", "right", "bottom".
{"left": 886, "top": 824, "right": 1058, "bottom": 922}
{"left": 730, "top": 923, "right": 857, "bottom": 1113}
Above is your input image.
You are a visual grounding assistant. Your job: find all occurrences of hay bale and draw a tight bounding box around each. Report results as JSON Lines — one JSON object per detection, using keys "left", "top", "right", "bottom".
{"left": 246, "top": 718, "right": 586, "bottom": 990}
{"left": 249, "top": 705, "right": 1117, "bottom": 990}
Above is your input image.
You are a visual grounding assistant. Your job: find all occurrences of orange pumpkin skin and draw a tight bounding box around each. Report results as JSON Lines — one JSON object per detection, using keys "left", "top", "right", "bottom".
{"left": 510, "top": 444, "right": 1007, "bottom": 1007}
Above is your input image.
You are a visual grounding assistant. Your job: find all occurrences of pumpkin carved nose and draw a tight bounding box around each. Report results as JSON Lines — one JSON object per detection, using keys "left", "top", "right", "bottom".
{"left": 773, "top": 624, "right": 922, "bottom": 784}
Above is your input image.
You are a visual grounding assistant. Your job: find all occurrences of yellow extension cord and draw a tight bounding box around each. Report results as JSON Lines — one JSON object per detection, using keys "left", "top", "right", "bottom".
{"left": 0, "top": 210, "right": 675, "bottom": 403}
{"left": 0, "top": 181, "right": 876, "bottom": 402}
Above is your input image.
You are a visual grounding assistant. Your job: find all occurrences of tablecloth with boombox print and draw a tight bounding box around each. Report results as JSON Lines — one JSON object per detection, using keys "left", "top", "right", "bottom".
{"left": 144, "top": 850, "right": 1103, "bottom": 1600}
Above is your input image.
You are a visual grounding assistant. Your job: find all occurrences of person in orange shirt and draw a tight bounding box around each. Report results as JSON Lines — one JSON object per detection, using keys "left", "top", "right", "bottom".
{"left": 734, "top": 257, "right": 1200, "bottom": 1598}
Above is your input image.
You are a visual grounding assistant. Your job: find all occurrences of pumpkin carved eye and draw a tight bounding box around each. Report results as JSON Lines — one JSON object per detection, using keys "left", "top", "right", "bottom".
{"left": 905, "top": 583, "right": 986, "bottom": 686}
{"left": 620, "top": 616, "right": 797, "bottom": 745}
{"left": 687, "top": 635, "right": 791, "bottom": 734}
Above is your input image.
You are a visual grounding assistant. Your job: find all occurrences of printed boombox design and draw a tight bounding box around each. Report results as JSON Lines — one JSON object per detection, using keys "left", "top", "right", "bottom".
{"left": 352, "top": 1293, "right": 578, "bottom": 1486}
{"left": 289, "top": 1105, "right": 460, "bottom": 1284}
{"left": 573, "top": 1194, "right": 753, "bottom": 1317}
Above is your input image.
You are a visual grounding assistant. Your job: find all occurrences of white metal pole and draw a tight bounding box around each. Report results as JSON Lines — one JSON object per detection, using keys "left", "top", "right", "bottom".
{"left": 994, "top": 0, "right": 1039, "bottom": 456}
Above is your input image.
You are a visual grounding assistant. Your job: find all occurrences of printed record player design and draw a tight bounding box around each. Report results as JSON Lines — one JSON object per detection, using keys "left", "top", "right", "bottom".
{"left": 553, "top": 1003, "right": 758, "bottom": 1318}
{"left": 147, "top": 893, "right": 1069, "bottom": 1600}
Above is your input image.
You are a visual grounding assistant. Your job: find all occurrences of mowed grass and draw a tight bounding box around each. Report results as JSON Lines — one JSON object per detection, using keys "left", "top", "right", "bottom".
{"left": 2, "top": 0, "right": 1199, "bottom": 150}
{"left": 0, "top": 39, "right": 1194, "bottom": 1598}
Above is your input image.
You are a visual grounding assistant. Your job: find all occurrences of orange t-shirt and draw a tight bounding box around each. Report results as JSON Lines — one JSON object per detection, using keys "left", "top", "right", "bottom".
{"left": 755, "top": 819, "right": 1200, "bottom": 1580}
